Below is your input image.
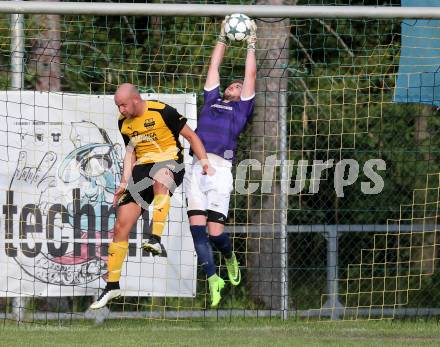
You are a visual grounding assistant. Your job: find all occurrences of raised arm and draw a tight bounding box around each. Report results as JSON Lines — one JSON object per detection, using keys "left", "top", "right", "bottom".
{"left": 241, "top": 20, "right": 257, "bottom": 100}
{"left": 205, "top": 43, "right": 226, "bottom": 90}
{"left": 204, "top": 17, "right": 229, "bottom": 90}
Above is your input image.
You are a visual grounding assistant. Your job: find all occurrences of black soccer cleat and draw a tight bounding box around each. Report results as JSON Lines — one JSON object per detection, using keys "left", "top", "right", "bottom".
{"left": 90, "top": 284, "right": 121, "bottom": 309}
{"left": 142, "top": 237, "right": 163, "bottom": 256}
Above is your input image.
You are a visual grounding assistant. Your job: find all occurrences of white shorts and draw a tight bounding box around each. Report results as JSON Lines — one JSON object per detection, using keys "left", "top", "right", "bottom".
{"left": 184, "top": 153, "right": 233, "bottom": 219}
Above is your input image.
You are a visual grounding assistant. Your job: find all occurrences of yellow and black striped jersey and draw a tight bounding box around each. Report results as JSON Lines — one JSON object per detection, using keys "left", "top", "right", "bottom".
{"left": 118, "top": 100, "right": 187, "bottom": 164}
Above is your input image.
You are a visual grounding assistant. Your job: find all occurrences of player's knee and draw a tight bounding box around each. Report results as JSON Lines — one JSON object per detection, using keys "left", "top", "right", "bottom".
{"left": 207, "top": 210, "right": 227, "bottom": 225}
{"left": 188, "top": 210, "right": 207, "bottom": 226}
{"left": 113, "top": 219, "right": 130, "bottom": 241}
{"left": 153, "top": 181, "right": 169, "bottom": 194}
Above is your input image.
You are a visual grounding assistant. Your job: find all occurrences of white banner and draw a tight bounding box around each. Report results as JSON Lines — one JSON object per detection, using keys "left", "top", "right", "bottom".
{"left": 0, "top": 91, "right": 197, "bottom": 297}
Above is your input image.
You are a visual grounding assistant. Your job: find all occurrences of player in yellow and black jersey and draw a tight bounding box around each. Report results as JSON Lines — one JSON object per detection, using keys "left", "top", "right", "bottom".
{"left": 90, "top": 83, "right": 213, "bottom": 309}
{"left": 118, "top": 98, "right": 186, "bottom": 165}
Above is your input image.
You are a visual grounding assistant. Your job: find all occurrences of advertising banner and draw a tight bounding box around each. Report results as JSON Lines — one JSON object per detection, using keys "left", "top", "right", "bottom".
{"left": 0, "top": 91, "right": 197, "bottom": 297}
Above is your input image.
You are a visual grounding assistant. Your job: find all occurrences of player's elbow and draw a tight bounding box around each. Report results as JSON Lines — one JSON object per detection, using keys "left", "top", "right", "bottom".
{"left": 182, "top": 129, "right": 197, "bottom": 144}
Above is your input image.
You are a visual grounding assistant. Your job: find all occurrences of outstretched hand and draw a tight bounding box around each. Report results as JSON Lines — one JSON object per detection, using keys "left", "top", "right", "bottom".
{"left": 247, "top": 19, "right": 257, "bottom": 49}
{"left": 218, "top": 15, "right": 230, "bottom": 45}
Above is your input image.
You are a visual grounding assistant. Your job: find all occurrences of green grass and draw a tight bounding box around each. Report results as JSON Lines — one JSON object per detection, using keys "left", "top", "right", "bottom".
{"left": 2, "top": 319, "right": 440, "bottom": 346}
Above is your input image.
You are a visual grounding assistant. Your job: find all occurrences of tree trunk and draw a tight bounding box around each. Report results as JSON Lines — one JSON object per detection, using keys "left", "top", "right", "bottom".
{"left": 247, "top": 0, "right": 291, "bottom": 309}
{"left": 30, "top": 0, "right": 61, "bottom": 91}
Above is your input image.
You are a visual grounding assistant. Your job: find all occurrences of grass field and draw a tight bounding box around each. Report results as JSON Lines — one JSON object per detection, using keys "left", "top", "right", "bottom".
{"left": 2, "top": 319, "right": 440, "bottom": 346}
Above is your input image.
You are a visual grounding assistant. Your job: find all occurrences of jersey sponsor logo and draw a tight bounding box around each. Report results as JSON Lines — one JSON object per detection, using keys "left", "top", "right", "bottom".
{"left": 211, "top": 103, "right": 233, "bottom": 111}
{"left": 143, "top": 132, "right": 158, "bottom": 142}
{"left": 129, "top": 133, "right": 160, "bottom": 151}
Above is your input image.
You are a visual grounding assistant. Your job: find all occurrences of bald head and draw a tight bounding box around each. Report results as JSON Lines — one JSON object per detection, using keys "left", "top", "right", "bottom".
{"left": 114, "top": 83, "right": 144, "bottom": 119}
{"left": 115, "top": 83, "right": 140, "bottom": 99}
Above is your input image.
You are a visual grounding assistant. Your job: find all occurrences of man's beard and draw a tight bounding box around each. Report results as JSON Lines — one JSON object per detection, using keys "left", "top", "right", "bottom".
{"left": 224, "top": 92, "right": 237, "bottom": 101}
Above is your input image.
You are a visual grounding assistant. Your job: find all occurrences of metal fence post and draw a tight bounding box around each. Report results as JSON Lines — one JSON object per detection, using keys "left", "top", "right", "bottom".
{"left": 10, "top": 1, "right": 24, "bottom": 322}
{"left": 279, "top": 89, "right": 289, "bottom": 320}
{"left": 10, "top": 6, "right": 24, "bottom": 90}
{"left": 322, "top": 225, "right": 344, "bottom": 320}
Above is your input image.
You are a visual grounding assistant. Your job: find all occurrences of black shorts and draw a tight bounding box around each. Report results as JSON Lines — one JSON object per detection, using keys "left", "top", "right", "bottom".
{"left": 118, "top": 160, "right": 184, "bottom": 209}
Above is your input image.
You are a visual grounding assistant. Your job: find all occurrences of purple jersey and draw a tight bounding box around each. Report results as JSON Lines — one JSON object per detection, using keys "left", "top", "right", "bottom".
{"left": 195, "top": 85, "right": 254, "bottom": 161}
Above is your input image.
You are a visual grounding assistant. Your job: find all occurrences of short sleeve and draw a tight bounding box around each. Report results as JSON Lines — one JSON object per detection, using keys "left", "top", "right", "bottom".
{"left": 204, "top": 85, "right": 221, "bottom": 105}
{"left": 232, "top": 96, "right": 255, "bottom": 135}
{"left": 118, "top": 116, "right": 130, "bottom": 146}
{"left": 237, "top": 95, "right": 255, "bottom": 117}
{"left": 162, "top": 104, "right": 188, "bottom": 135}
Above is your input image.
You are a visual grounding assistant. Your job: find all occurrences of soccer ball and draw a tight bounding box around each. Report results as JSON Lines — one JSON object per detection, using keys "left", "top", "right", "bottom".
{"left": 224, "top": 13, "right": 252, "bottom": 42}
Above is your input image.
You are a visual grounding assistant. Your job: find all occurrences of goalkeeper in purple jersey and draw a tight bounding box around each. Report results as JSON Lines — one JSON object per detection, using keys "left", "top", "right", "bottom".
{"left": 184, "top": 16, "right": 257, "bottom": 308}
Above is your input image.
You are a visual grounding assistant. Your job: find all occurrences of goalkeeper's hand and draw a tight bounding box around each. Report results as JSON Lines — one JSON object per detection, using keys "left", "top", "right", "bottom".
{"left": 247, "top": 19, "right": 257, "bottom": 50}
{"left": 217, "top": 15, "right": 230, "bottom": 45}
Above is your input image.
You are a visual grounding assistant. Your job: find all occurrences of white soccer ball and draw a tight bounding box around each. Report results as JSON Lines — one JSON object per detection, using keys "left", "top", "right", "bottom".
{"left": 224, "top": 13, "right": 252, "bottom": 42}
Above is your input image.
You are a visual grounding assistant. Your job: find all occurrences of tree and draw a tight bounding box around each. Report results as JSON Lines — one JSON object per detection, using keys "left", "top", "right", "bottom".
{"left": 29, "top": 0, "right": 61, "bottom": 91}
{"left": 247, "top": 0, "right": 291, "bottom": 309}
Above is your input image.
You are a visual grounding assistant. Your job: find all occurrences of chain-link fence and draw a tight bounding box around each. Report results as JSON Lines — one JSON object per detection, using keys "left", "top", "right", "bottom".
{"left": 1, "top": 0, "right": 440, "bottom": 323}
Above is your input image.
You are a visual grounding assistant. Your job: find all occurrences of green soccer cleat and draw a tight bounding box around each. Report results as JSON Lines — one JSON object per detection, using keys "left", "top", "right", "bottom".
{"left": 225, "top": 253, "right": 241, "bottom": 286}
{"left": 208, "top": 274, "right": 225, "bottom": 308}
